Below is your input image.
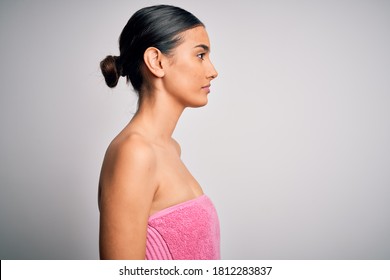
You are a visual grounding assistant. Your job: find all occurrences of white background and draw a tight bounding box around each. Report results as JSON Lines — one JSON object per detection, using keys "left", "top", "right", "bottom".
{"left": 1, "top": 0, "right": 389, "bottom": 259}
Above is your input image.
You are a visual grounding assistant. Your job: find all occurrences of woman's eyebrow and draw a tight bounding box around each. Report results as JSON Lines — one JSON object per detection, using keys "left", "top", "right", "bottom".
{"left": 194, "top": 44, "right": 210, "bottom": 52}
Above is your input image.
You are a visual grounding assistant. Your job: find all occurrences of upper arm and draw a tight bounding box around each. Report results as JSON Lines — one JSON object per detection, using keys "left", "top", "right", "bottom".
{"left": 98, "top": 137, "right": 157, "bottom": 259}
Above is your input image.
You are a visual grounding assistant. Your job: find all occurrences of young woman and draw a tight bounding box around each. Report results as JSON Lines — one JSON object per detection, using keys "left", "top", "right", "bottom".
{"left": 98, "top": 5, "right": 219, "bottom": 260}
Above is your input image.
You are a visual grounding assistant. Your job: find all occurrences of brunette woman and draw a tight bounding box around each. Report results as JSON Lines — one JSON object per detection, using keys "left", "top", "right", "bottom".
{"left": 99, "top": 5, "right": 219, "bottom": 260}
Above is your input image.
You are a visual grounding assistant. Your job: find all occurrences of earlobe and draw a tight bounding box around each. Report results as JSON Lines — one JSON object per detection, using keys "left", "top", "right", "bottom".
{"left": 143, "top": 47, "right": 165, "bottom": 78}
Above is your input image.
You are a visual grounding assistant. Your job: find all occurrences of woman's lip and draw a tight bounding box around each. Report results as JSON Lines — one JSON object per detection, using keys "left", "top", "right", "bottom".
{"left": 202, "top": 85, "right": 210, "bottom": 93}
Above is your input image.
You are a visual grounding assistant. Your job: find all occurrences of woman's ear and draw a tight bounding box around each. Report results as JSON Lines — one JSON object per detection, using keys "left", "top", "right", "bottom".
{"left": 143, "top": 47, "right": 165, "bottom": 78}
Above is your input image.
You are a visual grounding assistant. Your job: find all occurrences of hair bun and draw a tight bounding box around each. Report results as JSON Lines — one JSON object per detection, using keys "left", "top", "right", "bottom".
{"left": 100, "top": 55, "right": 122, "bottom": 88}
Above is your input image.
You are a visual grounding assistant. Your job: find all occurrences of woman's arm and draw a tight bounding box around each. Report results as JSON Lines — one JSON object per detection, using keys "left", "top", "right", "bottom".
{"left": 98, "top": 136, "right": 157, "bottom": 259}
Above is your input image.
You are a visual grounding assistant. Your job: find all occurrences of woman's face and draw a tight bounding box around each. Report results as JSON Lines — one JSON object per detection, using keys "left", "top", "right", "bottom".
{"left": 162, "top": 26, "right": 218, "bottom": 108}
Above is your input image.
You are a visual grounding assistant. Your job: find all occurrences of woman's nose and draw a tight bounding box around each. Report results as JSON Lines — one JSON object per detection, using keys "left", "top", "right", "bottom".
{"left": 208, "top": 62, "right": 218, "bottom": 80}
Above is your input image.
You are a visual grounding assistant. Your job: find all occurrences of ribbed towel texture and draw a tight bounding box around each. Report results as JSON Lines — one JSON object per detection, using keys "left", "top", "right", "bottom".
{"left": 146, "top": 195, "right": 220, "bottom": 260}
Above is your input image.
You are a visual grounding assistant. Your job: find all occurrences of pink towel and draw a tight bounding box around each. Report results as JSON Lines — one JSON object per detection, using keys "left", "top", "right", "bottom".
{"left": 146, "top": 195, "right": 220, "bottom": 260}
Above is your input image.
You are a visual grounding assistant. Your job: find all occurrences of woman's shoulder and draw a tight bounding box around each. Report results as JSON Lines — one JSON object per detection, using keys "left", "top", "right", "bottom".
{"left": 107, "top": 132, "right": 157, "bottom": 166}
{"left": 98, "top": 131, "right": 158, "bottom": 211}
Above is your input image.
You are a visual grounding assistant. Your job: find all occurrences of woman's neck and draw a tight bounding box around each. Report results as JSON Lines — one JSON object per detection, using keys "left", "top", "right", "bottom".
{"left": 129, "top": 89, "right": 185, "bottom": 144}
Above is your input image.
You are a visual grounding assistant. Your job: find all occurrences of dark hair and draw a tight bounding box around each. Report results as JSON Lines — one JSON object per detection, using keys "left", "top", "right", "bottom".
{"left": 100, "top": 5, "right": 204, "bottom": 98}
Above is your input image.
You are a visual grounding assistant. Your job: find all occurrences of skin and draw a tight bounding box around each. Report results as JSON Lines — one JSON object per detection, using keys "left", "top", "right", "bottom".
{"left": 98, "top": 26, "right": 218, "bottom": 259}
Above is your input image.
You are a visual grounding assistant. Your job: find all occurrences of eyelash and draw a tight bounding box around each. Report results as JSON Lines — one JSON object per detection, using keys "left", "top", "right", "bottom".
{"left": 197, "top": 53, "right": 206, "bottom": 60}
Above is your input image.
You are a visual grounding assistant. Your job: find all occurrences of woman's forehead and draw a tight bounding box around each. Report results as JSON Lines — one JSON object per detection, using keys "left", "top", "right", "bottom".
{"left": 179, "top": 26, "right": 210, "bottom": 49}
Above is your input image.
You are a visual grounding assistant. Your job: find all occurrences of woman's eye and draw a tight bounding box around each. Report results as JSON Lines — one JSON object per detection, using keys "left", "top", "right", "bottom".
{"left": 197, "top": 53, "right": 205, "bottom": 60}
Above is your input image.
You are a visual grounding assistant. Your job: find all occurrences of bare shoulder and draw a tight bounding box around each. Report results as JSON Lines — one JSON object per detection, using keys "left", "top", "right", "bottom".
{"left": 171, "top": 137, "right": 181, "bottom": 156}
{"left": 98, "top": 132, "right": 158, "bottom": 207}
{"left": 106, "top": 133, "right": 157, "bottom": 168}
{"left": 98, "top": 132, "right": 158, "bottom": 259}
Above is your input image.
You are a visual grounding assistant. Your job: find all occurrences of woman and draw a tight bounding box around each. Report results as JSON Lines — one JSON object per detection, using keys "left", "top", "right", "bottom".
{"left": 98, "top": 5, "right": 219, "bottom": 260}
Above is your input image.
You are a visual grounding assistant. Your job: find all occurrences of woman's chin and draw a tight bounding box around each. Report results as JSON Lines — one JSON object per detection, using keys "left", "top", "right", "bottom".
{"left": 188, "top": 98, "right": 208, "bottom": 108}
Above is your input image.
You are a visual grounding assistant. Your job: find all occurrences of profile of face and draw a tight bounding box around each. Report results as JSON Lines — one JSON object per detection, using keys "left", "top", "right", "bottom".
{"left": 160, "top": 26, "right": 218, "bottom": 108}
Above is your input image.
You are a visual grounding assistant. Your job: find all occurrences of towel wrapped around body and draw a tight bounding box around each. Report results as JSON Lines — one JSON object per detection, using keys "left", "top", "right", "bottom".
{"left": 146, "top": 194, "right": 220, "bottom": 260}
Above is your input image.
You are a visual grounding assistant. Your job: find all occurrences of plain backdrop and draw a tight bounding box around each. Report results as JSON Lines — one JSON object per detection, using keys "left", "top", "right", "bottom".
{"left": 1, "top": 0, "right": 389, "bottom": 259}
